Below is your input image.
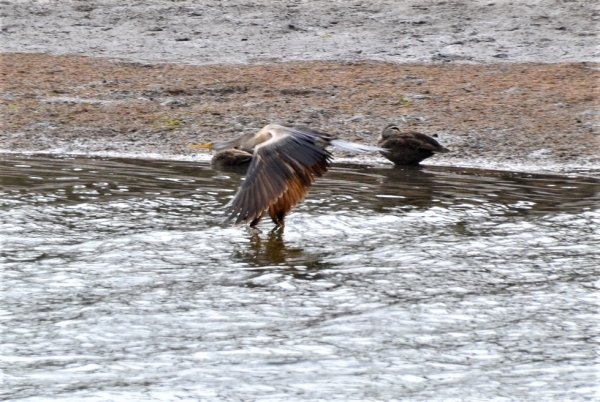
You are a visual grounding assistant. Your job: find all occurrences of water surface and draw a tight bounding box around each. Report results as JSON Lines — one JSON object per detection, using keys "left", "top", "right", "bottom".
{"left": 1, "top": 155, "right": 599, "bottom": 401}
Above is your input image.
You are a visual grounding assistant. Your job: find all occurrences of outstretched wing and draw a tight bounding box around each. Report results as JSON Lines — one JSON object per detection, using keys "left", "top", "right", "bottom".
{"left": 224, "top": 126, "right": 332, "bottom": 225}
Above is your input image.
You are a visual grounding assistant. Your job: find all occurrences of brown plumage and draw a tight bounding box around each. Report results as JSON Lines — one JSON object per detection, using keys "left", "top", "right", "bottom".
{"left": 190, "top": 124, "right": 383, "bottom": 228}
{"left": 211, "top": 148, "right": 252, "bottom": 171}
{"left": 377, "top": 123, "right": 449, "bottom": 166}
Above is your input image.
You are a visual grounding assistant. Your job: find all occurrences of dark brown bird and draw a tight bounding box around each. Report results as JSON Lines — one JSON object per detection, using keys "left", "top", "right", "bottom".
{"left": 190, "top": 124, "right": 383, "bottom": 228}
{"left": 210, "top": 148, "right": 253, "bottom": 171}
{"left": 377, "top": 123, "right": 449, "bottom": 166}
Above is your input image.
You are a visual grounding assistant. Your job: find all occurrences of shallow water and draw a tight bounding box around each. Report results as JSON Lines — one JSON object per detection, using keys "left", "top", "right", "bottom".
{"left": 1, "top": 155, "right": 599, "bottom": 401}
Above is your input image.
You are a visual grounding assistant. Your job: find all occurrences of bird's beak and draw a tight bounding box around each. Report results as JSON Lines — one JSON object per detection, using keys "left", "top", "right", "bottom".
{"left": 188, "top": 143, "right": 213, "bottom": 150}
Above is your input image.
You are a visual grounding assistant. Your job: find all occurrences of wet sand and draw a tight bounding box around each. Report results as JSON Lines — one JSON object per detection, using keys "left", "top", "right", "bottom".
{"left": 1, "top": 0, "right": 599, "bottom": 175}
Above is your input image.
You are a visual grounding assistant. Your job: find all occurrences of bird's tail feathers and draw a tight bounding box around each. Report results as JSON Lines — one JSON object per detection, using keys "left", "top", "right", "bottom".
{"left": 330, "top": 139, "right": 386, "bottom": 153}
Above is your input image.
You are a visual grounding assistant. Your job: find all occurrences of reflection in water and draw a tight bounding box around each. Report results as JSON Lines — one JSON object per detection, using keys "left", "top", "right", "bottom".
{"left": 372, "top": 165, "right": 438, "bottom": 210}
{"left": 247, "top": 229, "right": 301, "bottom": 266}
{"left": 1, "top": 155, "right": 599, "bottom": 401}
{"left": 239, "top": 229, "right": 333, "bottom": 280}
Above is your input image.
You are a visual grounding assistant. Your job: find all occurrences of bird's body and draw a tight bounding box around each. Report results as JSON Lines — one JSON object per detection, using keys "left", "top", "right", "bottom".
{"left": 211, "top": 148, "right": 253, "bottom": 171}
{"left": 191, "top": 124, "right": 383, "bottom": 228}
{"left": 377, "top": 123, "right": 449, "bottom": 166}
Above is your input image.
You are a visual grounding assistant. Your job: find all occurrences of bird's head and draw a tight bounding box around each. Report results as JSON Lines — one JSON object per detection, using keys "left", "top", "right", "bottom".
{"left": 379, "top": 123, "right": 402, "bottom": 140}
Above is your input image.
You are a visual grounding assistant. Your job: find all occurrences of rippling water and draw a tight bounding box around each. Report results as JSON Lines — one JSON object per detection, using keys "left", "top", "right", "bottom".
{"left": 1, "top": 155, "right": 599, "bottom": 401}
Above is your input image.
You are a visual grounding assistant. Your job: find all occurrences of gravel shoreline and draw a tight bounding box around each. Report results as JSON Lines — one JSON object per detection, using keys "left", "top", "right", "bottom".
{"left": 1, "top": 1, "right": 599, "bottom": 176}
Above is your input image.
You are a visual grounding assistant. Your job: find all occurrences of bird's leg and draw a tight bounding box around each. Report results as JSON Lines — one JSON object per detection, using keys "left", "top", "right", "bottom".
{"left": 268, "top": 205, "right": 286, "bottom": 227}
{"left": 271, "top": 211, "right": 285, "bottom": 228}
{"left": 276, "top": 210, "right": 286, "bottom": 227}
{"left": 249, "top": 212, "right": 265, "bottom": 228}
{"left": 269, "top": 224, "right": 285, "bottom": 237}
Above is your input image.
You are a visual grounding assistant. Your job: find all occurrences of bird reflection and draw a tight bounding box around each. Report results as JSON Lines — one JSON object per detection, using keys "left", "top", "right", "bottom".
{"left": 370, "top": 165, "right": 438, "bottom": 211}
{"left": 248, "top": 228, "right": 296, "bottom": 266}
{"left": 230, "top": 229, "right": 332, "bottom": 276}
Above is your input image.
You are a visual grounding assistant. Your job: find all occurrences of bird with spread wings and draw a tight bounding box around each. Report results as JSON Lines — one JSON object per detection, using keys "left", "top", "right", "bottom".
{"left": 190, "top": 124, "right": 384, "bottom": 228}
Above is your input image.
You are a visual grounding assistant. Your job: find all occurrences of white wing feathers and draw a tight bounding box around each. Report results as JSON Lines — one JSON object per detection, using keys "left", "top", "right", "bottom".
{"left": 329, "top": 139, "right": 386, "bottom": 153}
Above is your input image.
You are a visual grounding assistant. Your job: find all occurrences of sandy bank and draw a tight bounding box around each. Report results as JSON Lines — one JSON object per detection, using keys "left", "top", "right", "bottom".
{"left": 1, "top": 1, "right": 599, "bottom": 175}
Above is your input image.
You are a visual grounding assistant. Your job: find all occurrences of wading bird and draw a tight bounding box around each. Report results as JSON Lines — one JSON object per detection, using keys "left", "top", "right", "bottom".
{"left": 377, "top": 123, "right": 449, "bottom": 166}
{"left": 190, "top": 124, "right": 384, "bottom": 228}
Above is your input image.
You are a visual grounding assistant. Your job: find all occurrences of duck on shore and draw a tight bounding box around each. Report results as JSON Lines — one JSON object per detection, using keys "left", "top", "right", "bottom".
{"left": 377, "top": 123, "right": 449, "bottom": 166}
{"left": 210, "top": 148, "right": 253, "bottom": 171}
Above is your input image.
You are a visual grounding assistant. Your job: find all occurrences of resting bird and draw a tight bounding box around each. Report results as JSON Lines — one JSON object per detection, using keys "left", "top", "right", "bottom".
{"left": 210, "top": 148, "right": 253, "bottom": 171}
{"left": 190, "top": 124, "right": 384, "bottom": 228}
{"left": 377, "top": 123, "right": 449, "bottom": 166}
